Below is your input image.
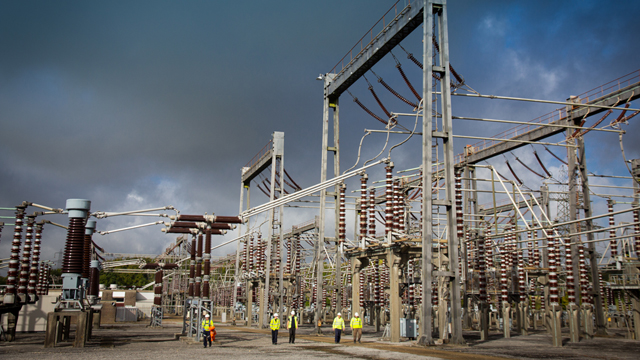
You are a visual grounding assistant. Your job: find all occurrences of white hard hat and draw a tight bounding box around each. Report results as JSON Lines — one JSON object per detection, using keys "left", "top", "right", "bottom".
{"left": 354, "top": 312, "right": 359, "bottom": 316}
{"left": 337, "top": 312, "right": 341, "bottom": 316}
{"left": 274, "top": 313, "right": 278, "bottom": 317}
{"left": 205, "top": 314, "right": 210, "bottom": 317}
{"left": 291, "top": 311, "right": 295, "bottom": 315}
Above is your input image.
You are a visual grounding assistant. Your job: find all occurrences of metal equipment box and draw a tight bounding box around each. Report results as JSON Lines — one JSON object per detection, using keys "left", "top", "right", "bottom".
{"left": 400, "top": 318, "right": 416, "bottom": 338}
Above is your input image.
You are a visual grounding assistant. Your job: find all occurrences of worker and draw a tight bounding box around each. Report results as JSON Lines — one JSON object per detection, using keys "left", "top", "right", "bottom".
{"left": 270, "top": 313, "right": 281, "bottom": 345}
{"left": 202, "top": 313, "right": 215, "bottom": 348}
{"left": 287, "top": 310, "right": 298, "bottom": 344}
{"left": 350, "top": 312, "right": 362, "bottom": 343}
{"left": 332, "top": 312, "right": 345, "bottom": 343}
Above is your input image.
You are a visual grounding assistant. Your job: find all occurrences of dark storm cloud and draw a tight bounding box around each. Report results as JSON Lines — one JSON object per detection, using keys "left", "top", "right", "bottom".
{"left": 1, "top": 0, "right": 639, "bottom": 265}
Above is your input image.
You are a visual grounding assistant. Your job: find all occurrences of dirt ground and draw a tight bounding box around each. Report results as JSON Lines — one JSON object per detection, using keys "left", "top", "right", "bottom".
{"left": 1, "top": 318, "right": 639, "bottom": 360}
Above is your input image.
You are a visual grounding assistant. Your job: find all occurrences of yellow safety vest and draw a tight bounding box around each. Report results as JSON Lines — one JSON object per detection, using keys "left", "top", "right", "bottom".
{"left": 287, "top": 316, "right": 298, "bottom": 329}
{"left": 202, "top": 319, "right": 215, "bottom": 331}
{"left": 270, "top": 318, "right": 280, "bottom": 330}
{"left": 350, "top": 317, "right": 362, "bottom": 329}
{"left": 332, "top": 316, "right": 345, "bottom": 330}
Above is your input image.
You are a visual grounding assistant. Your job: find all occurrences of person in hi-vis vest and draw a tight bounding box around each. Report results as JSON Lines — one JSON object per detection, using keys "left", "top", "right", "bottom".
{"left": 287, "top": 310, "right": 298, "bottom": 344}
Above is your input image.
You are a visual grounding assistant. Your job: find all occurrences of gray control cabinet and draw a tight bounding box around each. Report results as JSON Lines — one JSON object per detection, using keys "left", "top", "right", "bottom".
{"left": 400, "top": 318, "right": 417, "bottom": 338}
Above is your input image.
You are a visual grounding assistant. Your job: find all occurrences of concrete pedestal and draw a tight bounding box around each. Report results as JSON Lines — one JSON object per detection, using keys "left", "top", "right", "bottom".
{"left": 45, "top": 311, "right": 90, "bottom": 348}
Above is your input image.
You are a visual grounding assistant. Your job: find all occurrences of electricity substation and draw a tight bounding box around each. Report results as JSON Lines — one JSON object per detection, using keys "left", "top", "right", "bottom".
{"left": 1, "top": 0, "right": 639, "bottom": 356}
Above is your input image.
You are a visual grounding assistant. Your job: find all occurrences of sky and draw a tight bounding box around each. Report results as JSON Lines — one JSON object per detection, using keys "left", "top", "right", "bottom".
{"left": 1, "top": 0, "right": 639, "bottom": 271}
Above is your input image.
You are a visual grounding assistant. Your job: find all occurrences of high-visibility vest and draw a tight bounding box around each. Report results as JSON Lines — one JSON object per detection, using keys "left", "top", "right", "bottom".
{"left": 202, "top": 319, "right": 215, "bottom": 331}
{"left": 350, "top": 317, "right": 362, "bottom": 329}
{"left": 332, "top": 316, "right": 345, "bottom": 330}
{"left": 287, "top": 316, "right": 298, "bottom": 329}
{"left": 270, "top": 318, "right": 281, "bottom": 330}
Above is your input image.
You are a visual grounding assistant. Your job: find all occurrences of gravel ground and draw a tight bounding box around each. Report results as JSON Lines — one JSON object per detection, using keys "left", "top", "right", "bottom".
{"left": 1, "top": 320, "right": 638, "bottom": 360}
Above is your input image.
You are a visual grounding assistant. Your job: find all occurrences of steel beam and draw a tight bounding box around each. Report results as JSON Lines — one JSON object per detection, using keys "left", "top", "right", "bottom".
{"left": 326, "top": 0, "right": 425, "bottom": 102}
{"left": 460, "top": 82, "right": 640, "bottom": 166}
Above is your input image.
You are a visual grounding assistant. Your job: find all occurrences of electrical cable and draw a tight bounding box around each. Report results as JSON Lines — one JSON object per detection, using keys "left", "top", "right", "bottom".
{"left": 347, "top": 90, "right": 388, "bottom": 126}
{"left": 533, "top": 150, "right": 553, "bottom": 177}
{"left": 544, "top": 146, "right": 568, "bottom": 165}
{"left": 619, "top": 132, "right": 640, "bottom": 187}
{"left": 391, "top": 51, "right": 421, "bottom": 101}
{"left": 284, "top": 169, "right": 302, "bottom": 191}
{"left": 343, "top": 130, "right": 371, "bottom": 174}
{"left": 370, "top": 69, "right": 418, "bottom": 108}
{"left": 513, "top": 153, "right": 545, "bottom": 178}
{"left": 388, "top": 99, "right": 423, "bottom": 159}
{"left": 505, "top": 160, "right": 523, "bottom": 185}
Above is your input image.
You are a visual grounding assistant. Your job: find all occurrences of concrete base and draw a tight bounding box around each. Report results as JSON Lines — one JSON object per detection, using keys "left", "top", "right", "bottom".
{"left": 568, "top": 304, "right": 580, "bottom": 343}
{"left": 44, "top": 310, "right": 90, "bottom": 348}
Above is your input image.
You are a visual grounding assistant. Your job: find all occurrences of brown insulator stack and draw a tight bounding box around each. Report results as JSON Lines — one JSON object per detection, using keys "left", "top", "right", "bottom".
{"left": 419, "top": 170, "right": 423, "bottom": 236}
{"left": 322, "top": 287, "right": 327, "bottom": 307}
{"left": 28, "top": 222, "right": 43, "bottom": 301}
{"left": 533, "top": 230, "right": 540, "bottom": 266}
{"left": 500, "top": 231, "right": 509, "bottom": 304}
{"left": 82, "top": 230, "right": 92, "bottom": 280}
{"left": 331, "top": 287, "right": 336, "bottom": 310}
{"left": 360, "top": 175, "right": 368, "bottom": 243}
{"left": 248, "top": 236, "right": 254, "bottom": 274}
{"left": 432, "top": 280, "right": 438, "bottom": 307}
{"left": 154, "top": 268, "right": 163, "bottom": 306}
{"left": 359, "top": 271, "right": 365, "bottom": 308}
{"left": 408, "top": 259, "right": 414, "bottom": 306}
{"left": 517, "top": 238, "right": 525, "bottom": 302}
{"left": 599, "top": 272, "right": 605, "bottom": 310}
{"left": 295, "top": 236, "right": 301, "bottom": 274}
{"left": 392, "top": 180, "right": 400, "bottom": 231}
{"left": 374, "top": 261, "right": 380, "bottom": 306}
{"left": 385, "top": 164, "right": 393, "bottom": 235}
{"left": 368, "top": 189, "right": 376, "bottom": 239}
{"left": 477, "top": 233, "right": 487, "bottom": 303}
{"left": 259, "top": 234, "right": 265, "bottom": 273}
{"left": 398, "top": 182, "right": 406, "bottom": 232}
{"left": 89, "top": 260, "right": 100, "bottom": 301}
{"left": 36, "top": 261, "right": 45, "bottom": 295}
{"left": 202, "top": 228, "right": 211, "bottom": 299}
{"left": 243, "top": 238, "right": 248, "bottom": 273}
{"left": 527, "top": 231, "right": 533, "bottom": 266}
{"left": 578, "top": 244, "right": 589, "bottom": 305}
{"left": 62, "top": 218, "right": 86, "bottom": 276}
{"left": 286, "top": 236, "right": 291, "bottom": 274}
{"left": 547, "top": 229, "right": 559, "bottom": 305}
{"left": 455, "top": 172, "right": 464, "bottom": 241}
{"left": 634, "top": 209, "right": 640, "bottom": 257}
{"left": 188, "top": 235, "right": 195, "bottom": 297}
{"left": 485, "top": 225, "right": 493, "bottom": 269}
{"left": 339, "top": 183, "right": 346, "bottom": 243}
{"left": 608, "top": 199, "right": 617, "bottom": 260}
{"left": 18, "top": 215, "right": 35, "bottom": 302}
{"left": 194, "top": 232, "right": 203, "bottom": 298}
{"left": 565, "top": 242, "right": 575, "bottom": 305}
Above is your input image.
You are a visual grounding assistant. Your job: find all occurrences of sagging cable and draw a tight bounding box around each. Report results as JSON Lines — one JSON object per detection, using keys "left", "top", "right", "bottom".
{"left": 391, "top": 51, "right": 421, "bottom": 101}
{"left": 364, "top": 74, "right": 392, "bottom": 119}
{"left": 370, "top": 68, "right": 418, "bottom": 108}
{"left": 347, "top": 90, "right": 388, "bottom": 126}
{"left": 505, "top": 160, "right": 523, "bottom": 185}
{"left": 533, "top": 151, "right": 553, "bottom": 177}
{"left": 544, "top": 146, "right": 568, "bottom": 165}
{"left": 514, "top": 154, "right": 545, "bottom": 178}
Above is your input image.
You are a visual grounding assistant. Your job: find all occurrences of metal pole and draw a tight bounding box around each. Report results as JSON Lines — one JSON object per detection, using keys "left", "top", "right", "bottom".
{"left": 417, "top": 0, "right": 434, "bottom": 346}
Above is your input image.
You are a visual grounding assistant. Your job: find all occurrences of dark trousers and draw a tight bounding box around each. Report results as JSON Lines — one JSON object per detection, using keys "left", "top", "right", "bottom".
{"left": 272, "top": 330, "right": 278, "bottom": 344}
{"left": 289, "top": 328, "right": 296, "bottom": 343}
{"left": 203, "top": 330, "right": 211, "bottom": 347}
{"left": 334, "top": 328, "right": 342, "bottom": 343}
